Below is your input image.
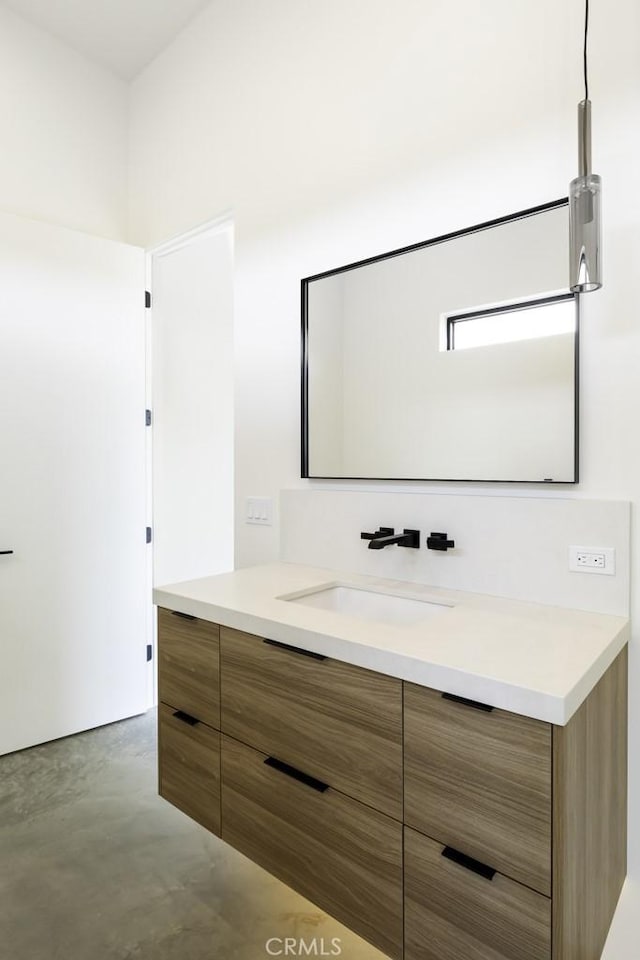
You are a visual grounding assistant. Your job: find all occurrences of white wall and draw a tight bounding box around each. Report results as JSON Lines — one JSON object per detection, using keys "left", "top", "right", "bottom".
{"left": 0, "top": 5, "right": 128, "bottom": 240}
{"left": 128, "top": 0, "right": 640, "bottom": 881}
{"left": 281, "top": 489, "right": 631, "bottom": 618}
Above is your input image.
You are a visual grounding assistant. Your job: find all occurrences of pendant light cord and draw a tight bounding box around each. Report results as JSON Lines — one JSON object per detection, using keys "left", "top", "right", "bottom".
{"left": 584, "top": 0, "right": 590, "bottom": 101}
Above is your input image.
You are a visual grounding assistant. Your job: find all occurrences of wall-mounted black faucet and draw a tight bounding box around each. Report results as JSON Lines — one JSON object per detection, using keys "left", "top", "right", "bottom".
{"left": 361, "top": 527, "right": 420, "bottom": 550}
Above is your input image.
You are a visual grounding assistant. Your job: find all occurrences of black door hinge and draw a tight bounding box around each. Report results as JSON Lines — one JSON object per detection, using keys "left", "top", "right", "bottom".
{"left": 146, "top": 527, "right": 152, "bottom": 544}
{"left": 145, "top": 290, "right": 151, "bottom": 309}
{"left": 146, "top": 644, "right": 153, "bottom": 662}
{"left": 145, "top": 409, "right": 152, "bottom": 426}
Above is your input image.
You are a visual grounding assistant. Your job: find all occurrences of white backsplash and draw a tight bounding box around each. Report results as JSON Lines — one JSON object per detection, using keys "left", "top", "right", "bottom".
{"left": 280, "top": 489, "right": 630, "bottom": 616}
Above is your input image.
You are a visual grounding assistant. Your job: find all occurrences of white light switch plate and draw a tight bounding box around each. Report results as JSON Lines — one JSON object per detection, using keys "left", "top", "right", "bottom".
{"left": 246, "top": 497, "right": 273, "bottom": 525}
{"left": 569, "top": 546, "right": 616, "bottom": 576}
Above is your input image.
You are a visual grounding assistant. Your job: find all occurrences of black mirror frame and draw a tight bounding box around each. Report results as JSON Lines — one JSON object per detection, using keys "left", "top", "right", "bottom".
{"left": 300, "top": 197, "right": 579, "bottom": 484}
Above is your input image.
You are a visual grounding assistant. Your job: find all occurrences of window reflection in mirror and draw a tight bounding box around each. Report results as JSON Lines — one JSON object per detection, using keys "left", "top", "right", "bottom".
{"left": 447, "top": 295, "right": 576, "bottom": 351}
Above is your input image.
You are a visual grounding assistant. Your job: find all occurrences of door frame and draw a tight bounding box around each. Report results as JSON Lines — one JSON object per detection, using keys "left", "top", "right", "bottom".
{"left": 145, "top": 211, "right": 234, "bottom": 706}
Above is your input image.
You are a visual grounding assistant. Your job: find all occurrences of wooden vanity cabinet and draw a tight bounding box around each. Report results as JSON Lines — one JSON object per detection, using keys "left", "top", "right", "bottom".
{"left": 552, "top": 645, "right": 628, "bottom": 960}
{"left": 222, "top": 734, "right": 403, "bottom": 959}
{"left": 404, "top": 685, "right": 552, "bottom": 896}
{"left": 158, "top": 703, "right": 221, "bottom": 835}
{"left": 157, "top": 608, "right": 221, "bottom": 836}
{"left": 404, "top": 647, "right": 627, "bottom": 960}
{"left": 219, "top": 625, "right": 403, "bottom": 819}
{"left": 404, "top": 827, "right": 551, "bottom": 960}
{"left": 157, "top": 613, "right": 404, "bottom": 958}
{"left": 219, "top": 624, "right": 404, "bottom": 958}
{"left": 157, "top": 607, "right": 220, "bottom": 727}
{"left": 156, "top": 608, "right": 628, "bottom": 960}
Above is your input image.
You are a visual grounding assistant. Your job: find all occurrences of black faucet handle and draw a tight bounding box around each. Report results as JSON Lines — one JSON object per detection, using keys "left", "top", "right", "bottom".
{"left": 427, "top": 532, "right": 455, "bottom": 551}
{"left": 361, "top": 527, "right": 394, "bottom": 541}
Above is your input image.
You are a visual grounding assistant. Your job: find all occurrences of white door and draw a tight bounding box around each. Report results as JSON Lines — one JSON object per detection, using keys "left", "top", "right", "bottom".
{"left": 150, "top": 222, "right": 234, "bottom": 587}
{"left": 0, "top": 211, "right": 149, "bottom": 756}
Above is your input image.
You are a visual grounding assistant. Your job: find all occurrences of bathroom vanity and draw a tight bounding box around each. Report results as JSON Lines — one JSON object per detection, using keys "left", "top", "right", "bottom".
{"left": 154, "top": 563, "right": 629, "bottom": 960}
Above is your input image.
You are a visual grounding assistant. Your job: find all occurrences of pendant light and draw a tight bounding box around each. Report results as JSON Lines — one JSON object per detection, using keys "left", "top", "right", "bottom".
{"left": 569, "top": 0, "right": 602, "bottom": 292}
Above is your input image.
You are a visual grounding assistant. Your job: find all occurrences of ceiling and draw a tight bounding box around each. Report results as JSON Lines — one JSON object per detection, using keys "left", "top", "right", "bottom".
{"left": 3, "top": 0, "right": 211, "bottom": 80}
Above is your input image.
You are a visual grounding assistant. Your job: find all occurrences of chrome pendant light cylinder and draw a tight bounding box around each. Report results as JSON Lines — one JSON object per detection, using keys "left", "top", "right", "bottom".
{"left": 569, "top": 100, "right": 602, "bottom": 292}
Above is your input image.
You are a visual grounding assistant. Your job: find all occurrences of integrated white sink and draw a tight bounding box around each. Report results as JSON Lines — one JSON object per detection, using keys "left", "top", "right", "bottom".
{"left": 284, "top": 584, "right": 452, "bottom": 627}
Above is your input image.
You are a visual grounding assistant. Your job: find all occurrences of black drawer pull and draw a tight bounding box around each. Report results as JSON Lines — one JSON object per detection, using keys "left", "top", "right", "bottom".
{"left": 171, "top": 611, "right": 197, "bottom": 621}
{"left": 442, "top": 846, "right": 496, "bottom": 881}
{"left": 172, "top": 710, "right": 200, "bottom": 726}
{"left": 263, "top": 638, "right": 327, "bottom": 661}
{"left": 0, "top": 550, "right": 14, "bottom": 555}
{"left": 442, "top": 692, "right": 494, "bottom": 713}
{"left": 264, "top": 756, "right": 329, "bottom": 793}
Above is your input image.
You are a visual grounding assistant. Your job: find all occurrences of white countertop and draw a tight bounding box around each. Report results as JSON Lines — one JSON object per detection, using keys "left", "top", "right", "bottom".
{"left": 153, "top": 562, "right": 629, "bottom": 726}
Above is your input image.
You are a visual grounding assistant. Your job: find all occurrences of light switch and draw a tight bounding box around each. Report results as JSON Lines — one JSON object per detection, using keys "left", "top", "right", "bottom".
{"left": 246, "top": 497, "right": 273, "bottom": 525}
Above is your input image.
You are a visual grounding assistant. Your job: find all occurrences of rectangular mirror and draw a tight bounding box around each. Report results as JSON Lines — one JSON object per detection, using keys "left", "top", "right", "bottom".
{"left": 301, "top": 200, "right": 578, "bottom": 483}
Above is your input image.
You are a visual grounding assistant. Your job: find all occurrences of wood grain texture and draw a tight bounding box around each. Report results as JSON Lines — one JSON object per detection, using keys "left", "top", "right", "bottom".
{"left": 404, "top": 683, "right": 552, "bottom": 895}
{"left": 158, "top": 702, "right": 221, "bottom": 835}
{"left": 221, "top": 734, "right": 403, "bottom": 960}
{"left": 220, "top": 626, "right": 402, "bottom": 819}
{"left": 552, "top": 646, "right": 628, "bottom": 960}
{"left": 158, "top": 607, "right": 220, "bottom": 729}
{"left": 404, "top": 827, "right": 551, "bottom": 960}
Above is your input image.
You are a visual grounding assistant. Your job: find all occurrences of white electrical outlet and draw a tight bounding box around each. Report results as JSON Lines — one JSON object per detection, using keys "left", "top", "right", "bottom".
{"left": 569, "top": 546, "right": 616, "bottom": 576}
{"left": 246, "top": 497, "right": 273, "bottom": 525}
{"left": 577, "top": 552, "right": 605, "bottom": 568}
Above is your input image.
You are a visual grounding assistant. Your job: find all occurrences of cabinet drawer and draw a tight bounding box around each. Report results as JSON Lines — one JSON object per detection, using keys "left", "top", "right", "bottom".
{"left": 405, "top": 827, "right": 550, "bottom": 960}
{"left": 404, "top": 683, "right": 551, "bottom": 895}
{"left": 158, "top": 607, "right": 220, "bottom": 729}
{"left": 158, "top": 702, "right": 221, "bottom": 835}
{"left": 220, "top": 627, "right": 402, "bottom": 819}
{"left": 221, "top": 734, "right": 403, "bottom": 960}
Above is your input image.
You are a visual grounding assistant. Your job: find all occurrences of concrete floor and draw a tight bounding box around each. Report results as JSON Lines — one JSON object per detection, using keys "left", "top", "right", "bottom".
{"left": 0, "top": 711, "right": 385, "bottom": 960}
